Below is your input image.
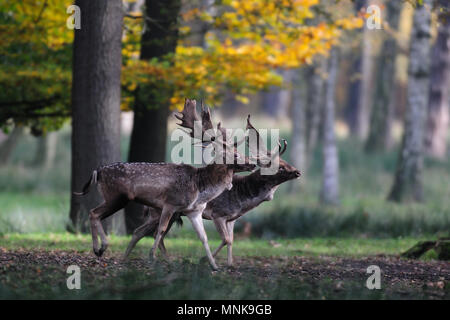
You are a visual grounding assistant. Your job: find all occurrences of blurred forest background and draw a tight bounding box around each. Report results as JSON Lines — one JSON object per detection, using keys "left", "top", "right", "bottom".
{"left": 0, "top": 0, "right": 449, "bottom": 242}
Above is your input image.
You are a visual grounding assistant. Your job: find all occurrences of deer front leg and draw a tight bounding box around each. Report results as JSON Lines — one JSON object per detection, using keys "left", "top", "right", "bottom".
{"left": 226, "top": 220, "right": 236, "bottom": 267}
{"left": 188, "top": 211, "right": 219, "bottom": 271}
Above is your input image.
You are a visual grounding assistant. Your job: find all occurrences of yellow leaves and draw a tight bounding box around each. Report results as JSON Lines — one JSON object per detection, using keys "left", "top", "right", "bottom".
{"left": 335, "top": 17, "right": 365, "bottom": 30}
{"left": 121, "top": 0, "right": 363, "bottom": 110}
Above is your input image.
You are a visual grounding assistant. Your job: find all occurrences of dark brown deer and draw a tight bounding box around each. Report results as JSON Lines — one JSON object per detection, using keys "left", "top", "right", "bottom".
{"left": 124, "top": 115, "right": 301, "bottom": 266}
{"left": 74, "top": 99, "right": 255, "bottom": 270}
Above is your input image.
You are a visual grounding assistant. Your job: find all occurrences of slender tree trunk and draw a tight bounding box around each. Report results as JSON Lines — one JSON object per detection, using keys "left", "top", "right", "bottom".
{"left": 425, "top": 2, "right": 450, "bottom": 159}
{"left": 345, "top": 0, "right": 366, "bottom": 136}
{"left": 388, "top": 0, "right": 432, "bottom": 202}
{"left": 320, "top": 49, "right": 340, "bottom": 205}
{"left": 70, "top": 0, "right": 124, "bottom": 233}
{"left": 125, "top": 0, "right": 181, "bottom": 234}
{"left": 289, "top": 69, "right": 306, "bottom": 191}
{"left": 365, "top": 0, "right": 402, "bottom": 152}
{"left": 261, "top": 69, "right": 293, "bottom": 118}
{"left": 305, "top": 59, "right": 326, "bottom": 152}
{"left": 355, "top": 21, "right": 375, "bottom": 141}
{"left": 33, "top": 132, "right": 58, "bottom": 170}
{"left": 0, "top": 126, "right": 24, "bottom": 166}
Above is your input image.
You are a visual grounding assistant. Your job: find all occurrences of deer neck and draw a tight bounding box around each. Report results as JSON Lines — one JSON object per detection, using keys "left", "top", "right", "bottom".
{"left": 196, "top": 164, "right": 233, "bottom": 203}
{"left": 233, "top": 170, "right": 280, "bottom": 206}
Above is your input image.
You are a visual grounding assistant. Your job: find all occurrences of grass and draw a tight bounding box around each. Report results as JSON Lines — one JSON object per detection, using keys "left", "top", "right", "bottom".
{"left": 1, "top": 233, "right": 448, "bottom": 300}
{"left": 0, "top": 232, "right": 425, "bottom": 258}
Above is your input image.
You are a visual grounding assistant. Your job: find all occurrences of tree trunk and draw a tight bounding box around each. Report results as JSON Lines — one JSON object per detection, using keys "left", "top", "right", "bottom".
{"left": 0, "top": 126, "right": 24, "bottom": 166}
{"left": 345, "top": 0, "right": 366, "bottom": 137}
{"left": 425, "top": 2, "right": 450, "bottom": 159}
{"left": 365, "top": 0, "right": 402, "bottom": 153}
{"left": 320, "top": 48, "right": 340, "bottom": 205}
{"left": 355, "top": 22, "right": 375, "bottom": 141}
{"left": 261, "top": 69, "right": 293, "bottom": 118}
{"left": 125, "top": 0, "right": 181, "bottom": 234}
{"left": 388, "top": 0, "right": 432, "bottom": 202}
{"left": 305, "top": 59, "right": 326, "bottom": 152}
{"left": 289, "top": 69, "right": 306, "bottom": 191}
{"left": 69, "top": 0, "right": 124, "bottom": 233}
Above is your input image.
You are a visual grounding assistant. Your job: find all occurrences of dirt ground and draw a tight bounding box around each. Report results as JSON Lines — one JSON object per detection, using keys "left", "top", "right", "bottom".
{"left": 1, "top": 249, "right": 449, "bottom": 299}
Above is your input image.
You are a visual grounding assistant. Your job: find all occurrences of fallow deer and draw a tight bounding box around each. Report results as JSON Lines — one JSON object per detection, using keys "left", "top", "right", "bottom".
{"left": 124, "top": 115, "right": 301, "bottom": 267}
{"left": 74, "top": 99, "right": 255, "bottom": 270}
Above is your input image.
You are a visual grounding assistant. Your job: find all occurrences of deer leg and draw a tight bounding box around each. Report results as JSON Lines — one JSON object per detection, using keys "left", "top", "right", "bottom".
{"left": 123, "top": 216, "right": 159, "bottom": 259}
{"left": 150, "top": 206, "right": 175, "bottom": 261}
{"left": 188, "top": 211, "right": 219, "bottom": 271}
{"left": 89, "top": 203, "right": 105, "bottom": 256}
{"left": 91, "top": 198, "right": 127, "bottom": 257}
{"left": 212, "top": 218, "right": 229, "bottom": 258}
{"left": 226, "top": 220, "right": 236, "bottom": 266}
{"left": 157, "top": 214, "right": 177, "bottom": 256}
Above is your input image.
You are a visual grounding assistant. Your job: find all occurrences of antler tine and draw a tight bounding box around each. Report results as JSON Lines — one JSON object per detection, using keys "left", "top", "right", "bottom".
{"left": 279, "top": 139, "right": 288, "bottom": 156}
{"left": 174, "top": 98, "right": 200, "bottom": 139}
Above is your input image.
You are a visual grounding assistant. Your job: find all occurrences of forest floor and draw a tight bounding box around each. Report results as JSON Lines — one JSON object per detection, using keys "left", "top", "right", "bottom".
{"left": 0, "top": 233, "right": 449, "bottom": 299}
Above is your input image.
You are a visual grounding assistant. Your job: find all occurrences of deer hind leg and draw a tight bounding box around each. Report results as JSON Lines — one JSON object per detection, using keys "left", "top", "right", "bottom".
{"left": 212, "top": 218, "right": 229, "bottom": 258}
{"left": 188, "top": 211, "right": 219, "bottom": 271}
{"left": 226, "top": 220, "right": 236, "bottom": 267}
{"left": 157, "top": 213, "right": 178, "bottom": 256}
{"left": 150, "top": 205, "right": 175, "bottom": 261}
{"left": 123, "top": 215, "right": 159, "bottom": 259}
{"left": 90, "top": 197, "right": 127, "bottom": 257}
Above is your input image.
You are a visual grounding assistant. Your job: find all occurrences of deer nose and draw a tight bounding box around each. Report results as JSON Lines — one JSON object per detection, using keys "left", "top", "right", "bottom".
{"left": 295, "top": 170, "right": 301, "bottom": 177}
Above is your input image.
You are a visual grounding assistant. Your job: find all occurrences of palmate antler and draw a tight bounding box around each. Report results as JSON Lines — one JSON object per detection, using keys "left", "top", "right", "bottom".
{"left": 175, "top": 99, "right": 246, "bottom": 149}
{"left": 246, "top": 114, "right": 287, "bottom": 167}
{"left": 175, "top": 99, "right": 214, "bottom": 141}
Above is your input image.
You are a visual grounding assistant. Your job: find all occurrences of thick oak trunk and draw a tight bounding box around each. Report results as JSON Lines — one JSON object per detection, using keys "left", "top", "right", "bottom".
{"left": 70, "top": 0, "right": 124, "bottom": 233}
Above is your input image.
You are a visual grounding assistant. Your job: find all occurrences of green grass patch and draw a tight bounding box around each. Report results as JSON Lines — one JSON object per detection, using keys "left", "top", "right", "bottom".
{"left": 0, "top": 232, "right": 425, "bottom": 258}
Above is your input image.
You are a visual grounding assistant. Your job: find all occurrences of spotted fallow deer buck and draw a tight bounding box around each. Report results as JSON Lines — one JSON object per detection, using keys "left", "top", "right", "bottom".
{"left": 74, "top": 98, "right": 255, "bottom": 270}
{"left": 123, "top": 115, "right": 301, "bottom": 267}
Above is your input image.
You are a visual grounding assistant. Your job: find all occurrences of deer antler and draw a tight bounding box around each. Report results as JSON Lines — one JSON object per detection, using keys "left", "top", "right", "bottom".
{"left": 175, "top": 98, "right": 214, "bottom": 141}
{"left": 246, "top": 115, "right": 287, "bottom": 167}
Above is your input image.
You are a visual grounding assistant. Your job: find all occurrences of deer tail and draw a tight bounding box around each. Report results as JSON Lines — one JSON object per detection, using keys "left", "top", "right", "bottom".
{"left": 73, "top": 170, "right": 98, "bottom": 196}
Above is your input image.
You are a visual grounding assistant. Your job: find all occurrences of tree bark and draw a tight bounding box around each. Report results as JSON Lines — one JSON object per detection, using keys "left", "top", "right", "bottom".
{"left": 425, "top": 2, "right": 450, "bottom": 159}
{"left": 305, "top": 59, "right": 326, "bottom": 152}
{"left": 345, "top": 0, "right": 367, "bottom": 137}
{"left": 289, "top": 69, "right": 306, "bottom": 191}
{"left": 365, "top": 0, "right": 402, "bottom": 153}
{"left": 125, "top": 0, "right": 181, "bottom": 234}
{"left": 320, "top": 48, "right": 340, "bottom": 205}
{"left": 70, "top": 0, "right": 124, "bottom": 233}
{"left": 388, "top": 0, "right": 432, "bottom": 202}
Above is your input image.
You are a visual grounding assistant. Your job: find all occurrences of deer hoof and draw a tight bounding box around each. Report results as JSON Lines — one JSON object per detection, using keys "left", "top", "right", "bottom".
{"left": 98, "top": 247, "right": 106, "bottom": 257}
